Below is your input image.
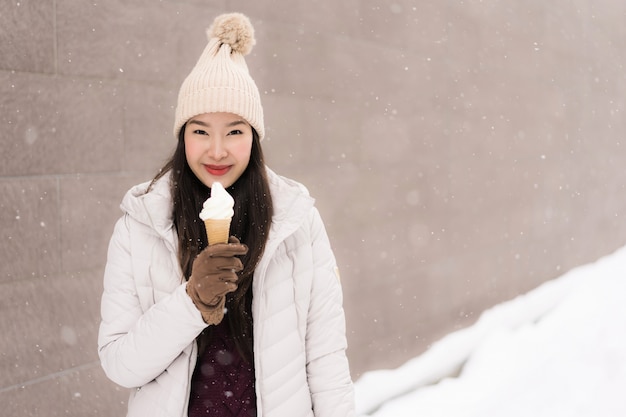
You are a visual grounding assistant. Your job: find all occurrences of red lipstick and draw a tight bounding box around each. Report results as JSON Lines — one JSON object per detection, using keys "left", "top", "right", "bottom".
{"left": 205, "top": 165, "right": 230, "bottom": 176}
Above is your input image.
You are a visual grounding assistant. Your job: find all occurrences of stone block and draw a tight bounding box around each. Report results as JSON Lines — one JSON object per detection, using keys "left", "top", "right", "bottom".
{"left": 122, "top": 83, "right": 177, "bottom": 173}
{"left": 60, "top": 173, "right": 145, "bottom": 273}
{"left": 0, "top": 0, "right": 55, "bottom": 73}
{"left": 55, "top": 0, "right": 223, "bottom": 84}
{"left": 0, "top": 71, "right": 124, "bottom": 176}
{"left": 0, "top": 178, "right": 61, "bottom": 282}
{"left": 228, "top": 0, "right": 360, "bottom": 39}
{"left": 0, "top": 362, "right": 127, "bottom": 417}
{"left": 0, "top": 268, "right": 102, "bottom": 388}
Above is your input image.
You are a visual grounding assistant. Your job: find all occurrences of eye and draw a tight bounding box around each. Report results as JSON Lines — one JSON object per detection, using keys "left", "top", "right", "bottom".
{"left": 193, "top": 129, "right": 208, "bottom": 136}
{"left": 227, "top": 129, "right": 243, "bottom": 136}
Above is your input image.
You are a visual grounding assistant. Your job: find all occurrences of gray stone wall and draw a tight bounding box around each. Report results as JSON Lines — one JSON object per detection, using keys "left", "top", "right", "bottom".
{"left": 2, "top": 1, "right": 626, "bottom": 415}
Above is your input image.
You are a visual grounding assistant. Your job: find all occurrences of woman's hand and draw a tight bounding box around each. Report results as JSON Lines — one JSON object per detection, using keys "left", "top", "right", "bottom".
{"left": 186, "top": 236, "right": 248, "bottom": 324}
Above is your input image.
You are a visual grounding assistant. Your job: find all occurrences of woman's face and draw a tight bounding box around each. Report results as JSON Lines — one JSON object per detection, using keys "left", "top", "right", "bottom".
{"left": 184, "top": 112, "right": 253, "bottom": 189}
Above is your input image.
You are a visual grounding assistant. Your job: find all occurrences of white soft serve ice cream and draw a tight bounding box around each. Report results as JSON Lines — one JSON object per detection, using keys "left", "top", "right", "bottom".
{"left": 199, "top": 182, "right": 235, "bottom": 220}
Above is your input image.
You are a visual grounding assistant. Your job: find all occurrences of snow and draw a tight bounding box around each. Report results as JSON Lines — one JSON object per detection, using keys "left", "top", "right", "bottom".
{"left": 355, "top": 245, "right": 626, "bottom": 417}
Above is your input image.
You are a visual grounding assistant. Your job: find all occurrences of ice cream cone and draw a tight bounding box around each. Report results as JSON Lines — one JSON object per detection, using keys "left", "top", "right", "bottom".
{"left": 204, "top": 218, "right": 231, "bottom": 245}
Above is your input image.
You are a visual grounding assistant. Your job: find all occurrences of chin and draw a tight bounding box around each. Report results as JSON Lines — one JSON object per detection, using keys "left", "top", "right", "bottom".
{"left": 209, "top": 177, "right": 233, "bottom": 189}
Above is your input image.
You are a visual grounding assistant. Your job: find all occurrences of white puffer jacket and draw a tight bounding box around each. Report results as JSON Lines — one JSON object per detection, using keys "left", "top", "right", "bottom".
{"left": 98, "top": 168, "right": 355, "bottom": 417}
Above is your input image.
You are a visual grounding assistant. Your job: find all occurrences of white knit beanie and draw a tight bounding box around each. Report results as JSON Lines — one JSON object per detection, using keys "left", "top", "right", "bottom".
{"left": 173, "top": 13, "right": 264, "bottom": 140}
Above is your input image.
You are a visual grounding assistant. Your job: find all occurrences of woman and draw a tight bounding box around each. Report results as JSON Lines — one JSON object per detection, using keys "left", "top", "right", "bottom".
{"left": 97, "top": 12, "right": 355, "bottom": 417}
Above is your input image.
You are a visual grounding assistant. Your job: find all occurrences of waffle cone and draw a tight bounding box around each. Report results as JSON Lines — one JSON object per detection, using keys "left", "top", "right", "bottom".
{"left": 204, "top": 218, "right": 231, "bottom": 245}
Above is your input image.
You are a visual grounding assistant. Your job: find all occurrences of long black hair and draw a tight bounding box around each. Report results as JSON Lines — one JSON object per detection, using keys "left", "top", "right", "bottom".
{"left": 149, "top": 124, "right": 273, "bottom": 361}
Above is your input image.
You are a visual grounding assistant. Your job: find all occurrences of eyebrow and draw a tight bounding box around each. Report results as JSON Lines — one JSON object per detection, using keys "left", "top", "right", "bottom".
{"left": 187, "top": 119, "right": 247, "bottom": 128}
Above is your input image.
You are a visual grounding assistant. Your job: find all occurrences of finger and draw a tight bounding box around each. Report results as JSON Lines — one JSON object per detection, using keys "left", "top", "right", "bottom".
{"left": 195, "top": 280, "right": 237, "bottom": 303}
{"left": 199, "top": 255, "right": 230, "bottom": 267}
{"left": 214, "top": 282, "right": 238, "bottom": 297}
{"left": 206, "top": 240, "right": 248, "bottom": 254}
{"left": 217, "top": 272, "right": 240, "bottom": 283}
{"left": 213, "top": 244, "right": 248, "bottom": 257}
{"left": 198, "top": 243, "right": 248, "bottom": 258}
{"left": 224, "top": 282, "right": 238, "bottom": 295}
{"left": 216, "top": 258, "right": 243, "bottom": 272}
{"left": 201, "top": 256, "right": 243, "bottom": 272}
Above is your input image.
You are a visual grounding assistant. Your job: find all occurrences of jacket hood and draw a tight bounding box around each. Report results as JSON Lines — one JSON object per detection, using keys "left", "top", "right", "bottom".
{"left": 119, "top": 168, "right": 315, "bottom": 243}
{"left": 265, "top": 168, "right": 315, "bottom": 241}
{"left": 120, "top": 175, "right": 174, "bottom": 240}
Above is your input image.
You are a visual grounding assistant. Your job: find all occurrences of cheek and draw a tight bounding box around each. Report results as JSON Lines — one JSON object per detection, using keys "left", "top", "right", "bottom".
{"left": 184, "top": 137, "right": 201, "bottom": 162}
{"left": 232, "top": 139, "right": 253, "bottom": 162}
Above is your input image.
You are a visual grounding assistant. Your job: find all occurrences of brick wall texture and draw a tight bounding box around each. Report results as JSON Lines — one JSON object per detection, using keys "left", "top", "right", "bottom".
{"left": 2, "top": 1, "right": 626, "bottom": 415}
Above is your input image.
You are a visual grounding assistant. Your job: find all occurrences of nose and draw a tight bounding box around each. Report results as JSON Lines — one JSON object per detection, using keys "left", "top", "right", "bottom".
{"left": 207, "top": 136, "right": 228, "bottom": 160}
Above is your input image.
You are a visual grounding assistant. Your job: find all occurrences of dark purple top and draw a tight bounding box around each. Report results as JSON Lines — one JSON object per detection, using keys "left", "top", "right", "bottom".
{"left": 188, "top": 317, "right": 256, "bottom": 417}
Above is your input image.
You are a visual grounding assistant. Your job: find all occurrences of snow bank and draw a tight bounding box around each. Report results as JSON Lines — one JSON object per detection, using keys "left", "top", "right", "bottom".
{"left": 355, "top": 245, "right": 626, "bottom": 417}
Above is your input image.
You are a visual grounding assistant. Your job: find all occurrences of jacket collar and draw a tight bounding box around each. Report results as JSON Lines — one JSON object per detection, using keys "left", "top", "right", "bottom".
{"left": 119, "top": 168, "right": 314, "bottom": 247}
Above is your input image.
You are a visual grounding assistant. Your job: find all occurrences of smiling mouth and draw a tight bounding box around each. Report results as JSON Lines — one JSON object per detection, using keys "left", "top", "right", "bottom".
{"left": 205, "top": 165, "right": 230, "bottom": 176}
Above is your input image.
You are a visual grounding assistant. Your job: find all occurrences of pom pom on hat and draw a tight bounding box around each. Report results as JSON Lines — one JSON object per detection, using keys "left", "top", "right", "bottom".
{"left": 208, "top": 13, "right": 256, "bottom": 56}
{"left": 173, "top": 12, "right": 264, "bottom": 140}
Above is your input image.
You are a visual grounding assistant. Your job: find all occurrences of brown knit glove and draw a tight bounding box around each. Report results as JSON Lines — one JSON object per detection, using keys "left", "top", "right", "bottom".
{"left": 186, "top": 236, "right": 248, "bottom": 325}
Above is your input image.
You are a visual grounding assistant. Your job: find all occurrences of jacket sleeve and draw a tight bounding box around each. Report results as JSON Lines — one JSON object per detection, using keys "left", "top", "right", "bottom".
{"left": 305, "top": 208, "right": 356, "bottom": 417}
{"left": 97, "top": 215, "right": 207, "bottom": 388}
